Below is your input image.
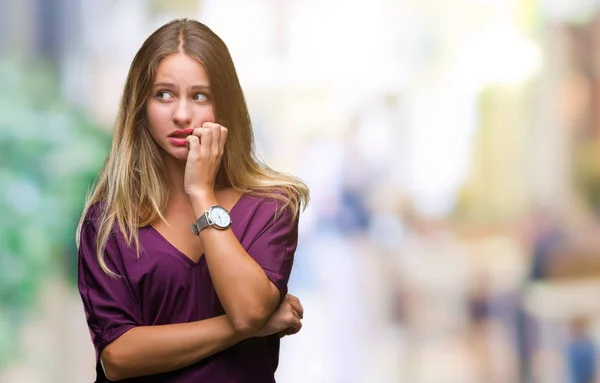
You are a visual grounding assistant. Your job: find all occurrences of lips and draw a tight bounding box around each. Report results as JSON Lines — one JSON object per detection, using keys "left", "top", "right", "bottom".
{"left": 167, "top": 128, "right": 194, "bottom": 148}
{"left": 169, "top": 128, "right": 195, "bottom": 138}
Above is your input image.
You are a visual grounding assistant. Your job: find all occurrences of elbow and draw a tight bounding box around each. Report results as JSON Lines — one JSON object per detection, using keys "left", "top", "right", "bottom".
{"left": 230, "top": 287, "right": 280, "bottom": 335}
{"left": 231, "top": 305, "right": 273, "bottom": 335}
{"left": 100, "top": 344, "right": 128, "bottom": 381}
{"left": 231, "top": 312, "right": 266, "bottom": 335}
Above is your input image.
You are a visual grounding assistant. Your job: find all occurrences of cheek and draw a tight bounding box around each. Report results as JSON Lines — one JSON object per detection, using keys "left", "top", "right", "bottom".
{"left": 194, "top": 105, "right": 216, "bottom": 125}
{"left": 146, "top": 102, "right": 171, "bottom": 135}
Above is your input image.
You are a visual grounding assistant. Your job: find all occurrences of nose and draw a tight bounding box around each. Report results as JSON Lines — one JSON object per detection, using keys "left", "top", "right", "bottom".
{"left": 172, "top": 99, "right": 192, "bottom": 127}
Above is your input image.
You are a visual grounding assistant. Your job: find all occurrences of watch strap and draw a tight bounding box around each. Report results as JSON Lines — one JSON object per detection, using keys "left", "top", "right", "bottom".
{"left": 190, "top": 212, "right": 211, "bottom": 235}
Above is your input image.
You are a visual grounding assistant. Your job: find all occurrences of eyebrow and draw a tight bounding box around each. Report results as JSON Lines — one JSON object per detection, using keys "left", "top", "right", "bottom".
{"left": 153, "top": 82, "right": 211, "bottom": 91}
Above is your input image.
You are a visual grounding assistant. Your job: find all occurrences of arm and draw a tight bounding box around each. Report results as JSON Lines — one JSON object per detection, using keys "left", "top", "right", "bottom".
{"left": 189, "top": 191, "right": 288, "bottom": 332}
{"left": 184, "top": 124, "right": 299, "bottom": 333}
{"left": 102, "top": 294, "right": 304, "bottom": 380}
{"left": 101, "top": 315, "right": 245, "bottom": 380}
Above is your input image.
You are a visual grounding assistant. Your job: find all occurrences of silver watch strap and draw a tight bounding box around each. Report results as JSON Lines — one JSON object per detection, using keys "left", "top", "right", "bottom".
{"left": 190, "top": 212, "right": 211, "bottom": 235}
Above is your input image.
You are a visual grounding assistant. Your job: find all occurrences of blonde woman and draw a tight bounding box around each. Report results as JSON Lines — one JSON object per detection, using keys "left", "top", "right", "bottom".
{"left": 76, "top": 18, "right": 309, "bottom": 382}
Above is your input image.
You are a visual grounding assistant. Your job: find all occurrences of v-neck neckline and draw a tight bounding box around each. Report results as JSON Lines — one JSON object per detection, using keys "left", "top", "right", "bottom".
{"left": 147, "top": 192, "right": 247, "bottom": 266}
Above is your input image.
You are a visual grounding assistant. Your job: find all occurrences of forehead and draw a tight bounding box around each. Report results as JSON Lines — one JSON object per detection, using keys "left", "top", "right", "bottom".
{"left": 154, "top": 53, "right": 209, "bottom": 84}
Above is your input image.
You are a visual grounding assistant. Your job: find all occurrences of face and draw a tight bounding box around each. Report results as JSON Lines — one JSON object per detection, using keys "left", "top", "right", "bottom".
{"left": 146, "top": 53, "right": 215, "bottom": 161}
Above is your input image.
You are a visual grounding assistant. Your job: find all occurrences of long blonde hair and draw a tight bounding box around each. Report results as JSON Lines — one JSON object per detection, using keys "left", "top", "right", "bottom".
{"left": 76, "top": 19, "right": 309, "bottom": 276}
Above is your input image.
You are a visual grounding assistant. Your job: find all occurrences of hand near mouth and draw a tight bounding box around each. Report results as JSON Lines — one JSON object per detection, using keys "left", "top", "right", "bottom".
{"left": 183, "top": 122, "right": 228, "bottom": 197}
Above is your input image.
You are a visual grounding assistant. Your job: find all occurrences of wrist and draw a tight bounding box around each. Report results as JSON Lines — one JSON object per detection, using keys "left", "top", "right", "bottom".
{"left": 186, "top": 186, "right": 212, "bottom": 199}
{"left": 188, "top": 190, "right": 217, "bottom": 217}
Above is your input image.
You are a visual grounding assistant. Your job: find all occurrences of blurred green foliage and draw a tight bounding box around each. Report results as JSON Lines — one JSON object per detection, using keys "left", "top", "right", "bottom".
{"left": 0, "top": 58, "right": 110, "bottom": 369}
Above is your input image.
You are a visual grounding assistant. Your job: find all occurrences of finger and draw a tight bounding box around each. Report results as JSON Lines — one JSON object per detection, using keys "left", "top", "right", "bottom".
{"left": 288, "top": 300, "right": 303, "bottom": 320}
{"left": 219, "top": 126, "right": 228, "bottom": 153}
{"left": 212, "top": 124, "right": 222, "bottom": 155}
{"left": 291, "top": 309, "right": 300, "bottom": 321}
{"left": 186, "top": 135, "right": 200, "bottom": 152}
{"left": 201, "top": 122, "right": 221, "bottom": 155}
{"left": 201, "top": 121, "right": 221, "bottom": 130}
{"left": 284, "top": 314, "right": 301, "bottom": 335}
{"left": 287, "top": 299, "right": 299, "bottom": 313}
{"left": 287, "top": 295, "right": 303, "bottom": 319}
{"left": 194, "top": 127, "right": 212, "bottom": 156}
{"left": 278, "top": 327, "right": 297, "bottom": 338}
{"left": 287, "top": 294, "right": 301, "bottom": 306}
{"left": 279, "top": 328, "right": 293, "bottom": 338}
{"left": 290, "top": 318, "right": 302, "bottom": 333}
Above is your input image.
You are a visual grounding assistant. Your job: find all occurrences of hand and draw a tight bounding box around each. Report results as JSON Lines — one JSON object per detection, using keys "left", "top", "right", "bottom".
{"left": 184, "top": 122, "right": 228, "bottom": 197}
{"left": 255, "top": 294, "right": 304, "bottom": 338}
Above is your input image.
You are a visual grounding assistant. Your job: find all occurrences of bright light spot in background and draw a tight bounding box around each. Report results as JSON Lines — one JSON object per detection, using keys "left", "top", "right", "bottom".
{"left": 202, "top": 0, "right": 406, "bottom": 91}
{"left": 202, "top": 1, "right": 543, "bottom": 221}
{"left": 408, "top": 85, "right": 478, "bottom": 218}
{"left": 284, "top": 0, "right": 399, "bottom": 89}
{"left": 456, "top": 23, "right": 543, "bottom": 87}
{"left": 407, "top": 22, "right": 543, "bottom": 218}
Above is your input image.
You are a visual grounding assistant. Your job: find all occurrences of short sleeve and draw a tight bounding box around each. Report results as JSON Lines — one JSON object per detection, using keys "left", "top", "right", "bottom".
{"left": 246, "top": 202, "right": 299, "bottom": 301}
{"left": 77, "top": 207, "right": 143, "bottom": 362}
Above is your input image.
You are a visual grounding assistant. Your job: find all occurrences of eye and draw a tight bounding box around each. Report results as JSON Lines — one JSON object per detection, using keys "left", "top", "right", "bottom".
{"left": 193, "top": 93, "right": 210, "bottom": 102}
{"left": 156, "top": 91, "right": 174, "bottom": 101}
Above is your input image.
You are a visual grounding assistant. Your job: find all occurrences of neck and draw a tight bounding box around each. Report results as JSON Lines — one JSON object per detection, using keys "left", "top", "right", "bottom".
{"left": 163, "top": 155, "right": 191, "bottom": 206}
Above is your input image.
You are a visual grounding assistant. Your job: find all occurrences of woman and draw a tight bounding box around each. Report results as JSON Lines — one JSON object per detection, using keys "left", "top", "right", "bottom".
{"left": 76, "top": 18, "right": 309, "bottom": 382}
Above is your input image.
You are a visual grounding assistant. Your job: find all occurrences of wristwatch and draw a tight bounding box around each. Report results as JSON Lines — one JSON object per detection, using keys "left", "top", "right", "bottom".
{"left": 190, "top": 205, "right": 232, "bottom": 235}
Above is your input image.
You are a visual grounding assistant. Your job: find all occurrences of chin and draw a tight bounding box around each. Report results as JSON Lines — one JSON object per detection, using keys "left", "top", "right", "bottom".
{"left": 164, "top": 147, "right": 189, "bottom": 162}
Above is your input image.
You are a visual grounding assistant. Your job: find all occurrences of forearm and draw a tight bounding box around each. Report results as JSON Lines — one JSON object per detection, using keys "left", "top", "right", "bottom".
{"left": 190, "top": 192, "right": 279, "bottom": 331}
{"left": 101, "top": 315, "right": 248, "bottom": 380}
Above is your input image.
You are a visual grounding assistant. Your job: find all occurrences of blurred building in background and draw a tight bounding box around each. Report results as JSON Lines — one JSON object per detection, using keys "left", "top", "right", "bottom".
{"left": 5, "top": 0, "right": 600, "bottom": 382}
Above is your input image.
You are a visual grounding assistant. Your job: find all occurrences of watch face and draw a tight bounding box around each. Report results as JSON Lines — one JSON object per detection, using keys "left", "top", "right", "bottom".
{"left": 209, "top": 206, "right": 231, "bottom": 229}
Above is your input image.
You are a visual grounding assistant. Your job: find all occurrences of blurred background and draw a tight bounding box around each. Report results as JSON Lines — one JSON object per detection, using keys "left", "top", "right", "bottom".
{"left": 4, "top": 0, "right": 600, "bottom": 382}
